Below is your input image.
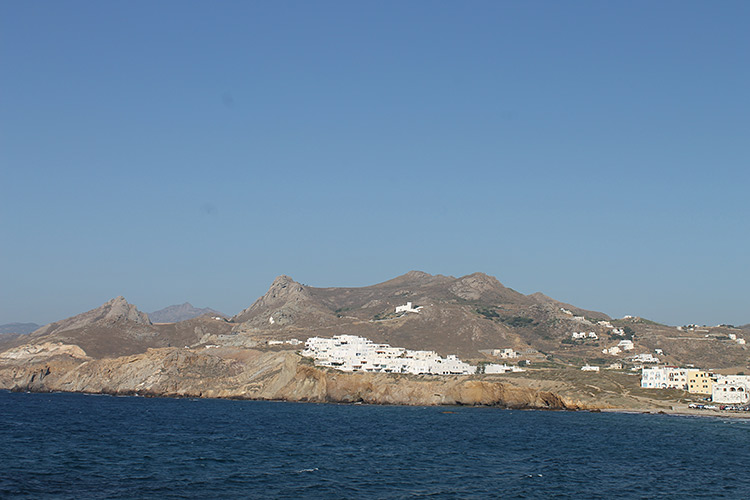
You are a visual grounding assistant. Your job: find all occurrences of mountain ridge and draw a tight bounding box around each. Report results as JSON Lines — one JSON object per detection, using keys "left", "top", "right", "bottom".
{"left": 149, "top": 303, "right": 225, "bottom": 323}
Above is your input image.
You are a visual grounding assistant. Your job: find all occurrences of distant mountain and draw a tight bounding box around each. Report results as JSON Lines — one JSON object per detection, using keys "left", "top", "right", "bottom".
{"left": 149, "top": 303, "right": 224, "bottom": 323}
{"left": 31, "top": 296, "right": 151, "bottom": 338}
{"left": 19, "top": 297, "right": 232, "bottom": 358}
{"left": 0, "top": 322, "right": 40, "bottom": 335}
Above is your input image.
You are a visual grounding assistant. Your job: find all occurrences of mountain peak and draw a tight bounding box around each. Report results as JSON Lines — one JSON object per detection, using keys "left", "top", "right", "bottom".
{"left": 31, "top": 296, "right": 151, "bottom": 337}
{"left": 232, "top": 275, "right": 312, "bottom": 323}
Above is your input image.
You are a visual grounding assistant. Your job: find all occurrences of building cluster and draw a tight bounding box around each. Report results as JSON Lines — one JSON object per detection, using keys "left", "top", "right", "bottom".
{"left": 641, "top": 366, "right": 750, "bottom": 404}
{"left": 302, "top": 335, "right": 476, "bottom": 375}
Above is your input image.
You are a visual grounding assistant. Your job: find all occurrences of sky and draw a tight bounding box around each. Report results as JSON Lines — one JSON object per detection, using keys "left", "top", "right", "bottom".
{"left": 1, "top": 1, "right": 748, "bottom": 327}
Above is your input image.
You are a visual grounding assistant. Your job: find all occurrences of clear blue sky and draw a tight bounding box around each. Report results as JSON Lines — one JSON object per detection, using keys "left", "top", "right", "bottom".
{"left": 2, "top": 1, "right": 748, "bottom": 327}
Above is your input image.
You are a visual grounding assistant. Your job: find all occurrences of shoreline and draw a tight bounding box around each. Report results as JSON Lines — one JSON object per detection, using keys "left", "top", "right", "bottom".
{"left": 5, "top": 387, "right": 749, "bottom": 419}
{"left": 602, "top": 406, "right": 750, "bottom": 419}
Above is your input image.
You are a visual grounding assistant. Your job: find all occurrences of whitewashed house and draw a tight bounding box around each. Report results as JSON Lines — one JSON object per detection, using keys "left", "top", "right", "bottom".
{"left": 630, "top": 353, "right": 659, "bottom": 364}
{"left": 602, "top": 346, "right": 622, "bottom": 356}
{"left": 395, "top": 302, "right": 422, "bottom": 314}
{"left": 492, "top": 348, "right": 519, "bottom": 359}
{"left": 484, "top": 363, "right": 525, "bottom": 374}
{"left": 618, "top": 339, "right": 635, "bottom": 351}
{"left": 712, "top": 375, "right": 750, "bottom": 404}
{"left": 641, "top": 366, "right": 687, "bottom": 389}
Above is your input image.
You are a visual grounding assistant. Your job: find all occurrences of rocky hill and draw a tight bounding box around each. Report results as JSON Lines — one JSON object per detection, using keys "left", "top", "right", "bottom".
{"left": 13, "top": 297, "right": 233, "bottom": 359}
{"left": 229, "top": 271, "right": 748, "bottom": 370}
{"left": 231, "top": 271, "right": 608, "bottom": 358}
{"left": 149, "top": 303, "right": 225, "bottom": 323}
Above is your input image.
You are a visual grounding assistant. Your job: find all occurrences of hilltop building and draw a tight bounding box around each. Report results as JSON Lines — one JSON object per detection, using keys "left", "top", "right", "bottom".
{"left": 395, "top": 302, "right": 422, "bottom": 314}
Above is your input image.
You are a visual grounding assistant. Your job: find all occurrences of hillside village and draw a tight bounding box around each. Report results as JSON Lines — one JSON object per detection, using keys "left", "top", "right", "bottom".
{"left": 290, "top": 302, "right": 750, "bottom": 408}
{"left": 293, "top": 301, "right": 750, "bottom": 411}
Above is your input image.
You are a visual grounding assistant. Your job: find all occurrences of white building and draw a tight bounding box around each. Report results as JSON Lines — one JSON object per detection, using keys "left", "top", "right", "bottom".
{"left": 588, "top": 332, "right": 598, "bottom": 340}
{"left": 395, "top": 302, "right": 422, "bottom": 314}
{"left": 598, "top": 320, "right": 614, "bottom": 328}
{"left": 631, "top": 353, "right": 659, "bottom": 364}
{"left": 712, "top": 375, "right": 750, "bottom": 404}
{"left": 302, "top": 335, "right": 475, "bottom": 375}
{"left": 571, "top": 332, "right": 587, "bottom": 340}
{"left": 484, "top": 363, "right": 525, "bottom": 374}
{"left": 641, "top": 366, "right": 687, "bottom": 389}
{"left": 618, "top": 339, "right": 635, "bottom": 351}
{"left": 602, "top": 346, "right": 622, "bottom": 356}
{"left": 581, "top": 365, "right": 600, "bottom": 372}
{"left": 492, "top": 348, "right": 518, "bottom": 359}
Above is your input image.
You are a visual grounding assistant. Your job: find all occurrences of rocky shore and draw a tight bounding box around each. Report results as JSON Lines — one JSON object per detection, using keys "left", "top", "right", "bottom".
{"left": 0, "top": 344, "right": 579, "bottom": 410}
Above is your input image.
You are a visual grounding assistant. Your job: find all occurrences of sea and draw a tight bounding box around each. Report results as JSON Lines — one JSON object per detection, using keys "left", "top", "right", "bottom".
{"left": 1, "top": 391, "right": 748, "bottom": 499}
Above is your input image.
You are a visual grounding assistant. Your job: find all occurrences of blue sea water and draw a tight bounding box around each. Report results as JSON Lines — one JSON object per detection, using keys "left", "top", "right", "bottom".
{"left": 1, "top": 391, "right": 748, "bottom": 499}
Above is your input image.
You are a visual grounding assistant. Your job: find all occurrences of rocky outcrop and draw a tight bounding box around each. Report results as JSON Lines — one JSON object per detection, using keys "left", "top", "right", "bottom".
{"left": 0, "top": 346, "right": 577, "bottom": 410}
{"left": 232, "top": 275, "right": 334, "bottom": 327}
{"left": 31, "top": 296, "right": 151, "bottom": 337}
{"left": 0, "top": 342, "right": 89, "bottom": 361}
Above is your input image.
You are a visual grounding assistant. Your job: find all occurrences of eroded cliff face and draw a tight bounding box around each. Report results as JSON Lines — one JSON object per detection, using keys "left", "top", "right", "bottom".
{"left": 0, "top": 346, "right": 577, "bottom": 410}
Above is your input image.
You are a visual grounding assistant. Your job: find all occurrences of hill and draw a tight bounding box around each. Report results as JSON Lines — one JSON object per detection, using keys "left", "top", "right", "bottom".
{"left": 230, "top": 271, "right": 749, "bottom": 370}
{"left": 149, "top": 303, "right": 225, "bottom": 323}
{"left": 18, "top": 297, "right": 233, "bottom": 358}
{"left": 231, "top": 271, "right": 608, "bottom": 357}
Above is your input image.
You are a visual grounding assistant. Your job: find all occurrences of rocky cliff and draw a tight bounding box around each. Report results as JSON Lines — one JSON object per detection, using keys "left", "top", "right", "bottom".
{"left": 0, "top": 345, "right": 575, "bottom": 409}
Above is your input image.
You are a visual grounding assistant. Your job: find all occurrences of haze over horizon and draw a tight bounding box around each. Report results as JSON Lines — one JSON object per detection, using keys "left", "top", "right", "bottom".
{"left": 2, "top": 2, "right": 748, "bottom": 327}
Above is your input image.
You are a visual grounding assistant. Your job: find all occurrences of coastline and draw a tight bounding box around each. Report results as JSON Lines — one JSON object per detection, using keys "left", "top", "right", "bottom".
{"left": 602, "top": 406, "right": 750, "bottom": 419}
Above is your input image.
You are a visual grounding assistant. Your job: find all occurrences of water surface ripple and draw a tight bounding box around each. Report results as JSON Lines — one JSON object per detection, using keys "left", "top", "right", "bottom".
{"left": 1, "top": 391, "right": 748, "bottom": 498}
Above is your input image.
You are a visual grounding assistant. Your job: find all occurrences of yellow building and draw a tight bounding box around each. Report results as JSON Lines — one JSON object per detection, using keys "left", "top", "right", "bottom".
{"left": 686, "top": 369, "right": 713, "bottom": 395}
